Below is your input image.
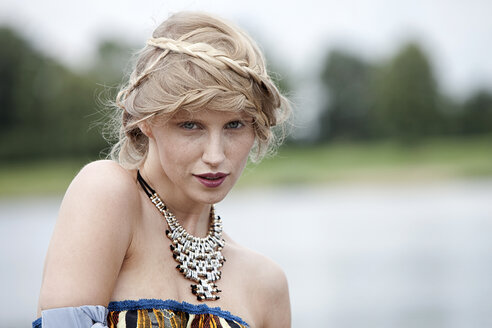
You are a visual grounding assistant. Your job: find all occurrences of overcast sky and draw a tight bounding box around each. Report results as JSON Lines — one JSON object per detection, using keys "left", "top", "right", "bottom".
{"left": 1, "top": 0, "right": 491, "bottom": 98}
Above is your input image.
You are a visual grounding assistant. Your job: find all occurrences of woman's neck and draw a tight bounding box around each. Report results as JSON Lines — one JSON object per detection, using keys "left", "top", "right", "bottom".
{"left": 138, "top": 159, "right": 212, "bottom": 238}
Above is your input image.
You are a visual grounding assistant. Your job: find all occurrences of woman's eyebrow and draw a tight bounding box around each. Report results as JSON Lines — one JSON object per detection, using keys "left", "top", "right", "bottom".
{"left": 169, "top": 114, "right": 195, "bottom": 121}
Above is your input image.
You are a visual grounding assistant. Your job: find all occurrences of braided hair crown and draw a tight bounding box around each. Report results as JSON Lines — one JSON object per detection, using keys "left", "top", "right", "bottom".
{"left": 110, "top": 11, "right": 291, "bottom": 168}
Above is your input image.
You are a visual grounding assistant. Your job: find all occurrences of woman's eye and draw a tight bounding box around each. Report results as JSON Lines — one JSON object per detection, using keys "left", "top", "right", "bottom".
{"left": 226, "top": 121, "right": 244, "bottom": 129}
{"left": 180, "top": 122, "right": 198, "bottom": 130}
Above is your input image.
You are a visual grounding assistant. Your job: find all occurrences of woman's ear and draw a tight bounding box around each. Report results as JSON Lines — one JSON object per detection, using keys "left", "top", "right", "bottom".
{"left": 138, "top": 121, "right": 154, "bottom": 139}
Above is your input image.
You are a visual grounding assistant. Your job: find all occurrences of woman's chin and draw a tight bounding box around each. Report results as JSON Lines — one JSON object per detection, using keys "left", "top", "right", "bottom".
{"left": 196, "top": 186, "right": 234, "bottom": 205}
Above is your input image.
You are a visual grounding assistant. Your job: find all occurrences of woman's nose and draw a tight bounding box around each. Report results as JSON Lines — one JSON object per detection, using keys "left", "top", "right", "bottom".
{"left": 201, "top": 132, "right": 226, "bottom": 167}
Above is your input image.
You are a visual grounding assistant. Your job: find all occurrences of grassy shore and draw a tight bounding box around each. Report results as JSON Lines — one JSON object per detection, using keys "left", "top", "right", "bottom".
{"left": 1, "top": 135, "right": 491, "bottom": 196}
{"left": 238, "top": 135, "right": 492, "bottom": 187}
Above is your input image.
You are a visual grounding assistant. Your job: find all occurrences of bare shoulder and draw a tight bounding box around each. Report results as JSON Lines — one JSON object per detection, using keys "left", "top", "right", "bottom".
{"left": 69, "top": 159, "right": 138, "bottom": 199}
{"left": 57, "top": 159, "right": 140, "bottom": 231}
{"left": 38, "top": 160, "right": 140, "bottom": 314}
{"left": 225, "top": 236, "right": 291, "bottom": 327}
{"left": 231, "top": 241, "right": 287, "bottom": 287}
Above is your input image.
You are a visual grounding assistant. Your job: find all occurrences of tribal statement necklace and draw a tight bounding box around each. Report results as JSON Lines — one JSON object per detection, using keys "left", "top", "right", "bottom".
{"left": 136, "top": 171, "right": 225, "bottom": 301}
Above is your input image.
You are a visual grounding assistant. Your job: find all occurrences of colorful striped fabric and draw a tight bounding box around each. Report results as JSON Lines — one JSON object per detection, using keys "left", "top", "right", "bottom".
{"left": 107, "top": 299, "right": 249, "bottom": 328}
{"left": 107, "top": 308, "right": 247, "bottom": 328}
{"left": 32, "top": 299, "right": 249, "bottom": 328}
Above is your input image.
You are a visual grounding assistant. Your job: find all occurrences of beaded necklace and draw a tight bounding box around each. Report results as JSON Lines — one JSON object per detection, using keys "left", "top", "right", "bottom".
{"left": 137, "top": 170, "right": 225, "bottom": 301}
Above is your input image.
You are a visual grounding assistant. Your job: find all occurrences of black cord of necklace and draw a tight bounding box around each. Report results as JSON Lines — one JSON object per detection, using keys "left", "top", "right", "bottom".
{"left": 136, "top": 170, "right": 155, "bottom": 198}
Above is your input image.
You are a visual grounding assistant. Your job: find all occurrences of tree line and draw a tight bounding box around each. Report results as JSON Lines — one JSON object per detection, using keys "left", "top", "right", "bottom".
{"left": 317, "top": 42, "right": 492, "bottom": 143}
{"left": 0, "top": 27, "right": 131, "bottom": 162}
{"left": 1, "top": 26, "right": 491, "bottom": 162}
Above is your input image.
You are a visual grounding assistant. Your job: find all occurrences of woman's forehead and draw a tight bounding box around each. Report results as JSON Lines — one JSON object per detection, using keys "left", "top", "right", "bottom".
{"left": 170, "top": 108, "right": 251, "bottom": 120}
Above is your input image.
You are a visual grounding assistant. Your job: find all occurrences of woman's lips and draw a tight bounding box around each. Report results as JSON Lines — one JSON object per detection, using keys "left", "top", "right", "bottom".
{"left": 193, "top": 173, "right": 229, "bottom": 188}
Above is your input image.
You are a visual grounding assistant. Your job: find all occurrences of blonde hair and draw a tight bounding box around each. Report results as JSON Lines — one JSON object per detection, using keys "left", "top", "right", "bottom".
{"left": 109, "top": 11, "right": 291, "bottom": 168}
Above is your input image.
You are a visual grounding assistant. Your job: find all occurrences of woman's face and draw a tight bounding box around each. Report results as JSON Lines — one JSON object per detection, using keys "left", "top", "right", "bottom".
{"left": 146, "top": 109, "right": 255, "bottom": 206}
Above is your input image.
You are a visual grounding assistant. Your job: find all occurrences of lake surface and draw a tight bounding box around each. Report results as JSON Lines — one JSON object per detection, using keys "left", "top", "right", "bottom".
{"left": 1, "top": 180, "right": 492, "bottom": 328}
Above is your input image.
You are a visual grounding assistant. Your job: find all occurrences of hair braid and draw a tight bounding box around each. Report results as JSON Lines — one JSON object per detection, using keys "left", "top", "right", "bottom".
{"left": 109, "top": 12, "right": 291, "bottom": 168}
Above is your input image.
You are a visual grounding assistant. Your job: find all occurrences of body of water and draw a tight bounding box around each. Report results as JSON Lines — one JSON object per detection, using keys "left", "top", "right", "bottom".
{"left": 1, "top": 180, "right": 492, "bottom": 327}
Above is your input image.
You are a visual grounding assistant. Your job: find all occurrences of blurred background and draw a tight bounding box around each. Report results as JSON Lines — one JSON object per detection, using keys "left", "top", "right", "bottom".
{"left": 1, "top": 0, "right": 491, "bottom": 327}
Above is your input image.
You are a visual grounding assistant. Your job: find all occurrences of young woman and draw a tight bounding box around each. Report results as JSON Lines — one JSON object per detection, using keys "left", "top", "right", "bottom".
{"left": 34, "top": 11, "right": 291, "bottom": 328}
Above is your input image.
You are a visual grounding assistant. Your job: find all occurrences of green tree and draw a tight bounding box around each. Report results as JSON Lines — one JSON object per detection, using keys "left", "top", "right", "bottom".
{"left": 318, "top": 49, "right": 374, "bottom": 141}
{"left": 460, "top": 90, "right": 492, "bottom": 134}
{"left": 0, "top": 27, "right": 24, "bottom": 130}
{"left": 371, "top": 42, "right": 441, "bottom": 141}
{"left": 0, "top": 27, "right": 108, "bottom": 161}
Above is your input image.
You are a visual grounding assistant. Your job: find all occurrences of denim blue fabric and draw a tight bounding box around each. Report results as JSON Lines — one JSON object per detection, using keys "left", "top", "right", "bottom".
{"left": 33, "top": 305, "right": 108, "bottom": 328}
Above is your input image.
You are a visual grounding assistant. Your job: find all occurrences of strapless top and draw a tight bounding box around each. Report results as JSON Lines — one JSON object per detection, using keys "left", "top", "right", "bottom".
{"left": 33, "top": 298, "right": 249, "bottom": 328}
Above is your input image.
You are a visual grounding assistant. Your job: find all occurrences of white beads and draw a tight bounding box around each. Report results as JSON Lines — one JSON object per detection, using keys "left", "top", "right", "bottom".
{"left": 151, "top": 193, "right": 225, "bottom": 301}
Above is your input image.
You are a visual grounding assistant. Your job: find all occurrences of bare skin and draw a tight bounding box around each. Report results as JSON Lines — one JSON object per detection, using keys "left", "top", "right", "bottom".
{"left": 37, "top": 110, "right": 291, "bottom": 328}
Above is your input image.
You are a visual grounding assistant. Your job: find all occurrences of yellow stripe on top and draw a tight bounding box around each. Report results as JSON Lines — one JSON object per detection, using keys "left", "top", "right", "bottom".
{"left": 152, "top": 309, "right": 164, "bottom": 328}
{"left": 173, "top": 311, "right": 181, "bottom": 328}
{"left": 137, "top": 309, "right": 149, "bottom": 328}
{"left": 210, "top": 315, "right": 218, "bottom": 328}
{"left": 199, "top": 313, "right": 205, "bottom": 328}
